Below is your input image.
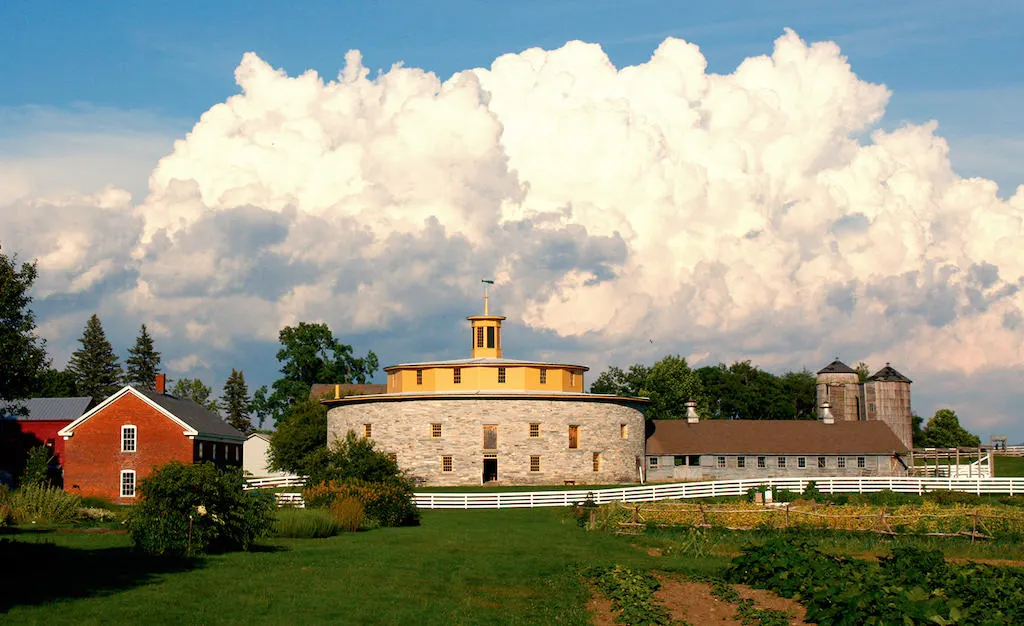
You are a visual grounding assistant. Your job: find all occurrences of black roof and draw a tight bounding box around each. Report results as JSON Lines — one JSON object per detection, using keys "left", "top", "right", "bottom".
{"left": 817, "top": 359, "right": 857, "bottom": 375}
{"left": 867, "top": 364, "right": 912, "bottom": 384}
{"left": 136, "top": 389, "right": 245, "bottom": 440}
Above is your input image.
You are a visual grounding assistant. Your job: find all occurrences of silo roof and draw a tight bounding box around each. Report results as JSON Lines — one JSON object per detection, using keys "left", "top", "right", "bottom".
{"left": 816, "top": 359, "right": 857, "bottom": 375}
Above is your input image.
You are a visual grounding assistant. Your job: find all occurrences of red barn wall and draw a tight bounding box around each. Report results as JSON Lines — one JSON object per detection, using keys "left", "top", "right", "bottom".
{"left": 18, "top": 420, "right": 71, "bottom": 464}
{"left": 63, "top": 394, "right": 193, "bottom": 503}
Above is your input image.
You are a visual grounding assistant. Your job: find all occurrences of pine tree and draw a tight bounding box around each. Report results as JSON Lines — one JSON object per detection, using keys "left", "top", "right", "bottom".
{"left": 222, "top": 369, "right": 252, "bottom": 433}
{"left": 67, "top": 314, "right": 123, "bottom": 400}
{"left": 125, "top": 324, "right": 161, "bottom": 389}
{"left": 0, "top": 247, "right": 49, "bottom": 413}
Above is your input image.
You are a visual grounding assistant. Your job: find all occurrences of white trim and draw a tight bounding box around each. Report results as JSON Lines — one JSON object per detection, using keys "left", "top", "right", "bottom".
{"left": 121, "top": 424, "right": 137, "bottom": 452}
{"left": 120, "top": 469, "right": 137, "bottom": 498}
{"left": 58, "top": 386, "right": 199, "bottom": 438}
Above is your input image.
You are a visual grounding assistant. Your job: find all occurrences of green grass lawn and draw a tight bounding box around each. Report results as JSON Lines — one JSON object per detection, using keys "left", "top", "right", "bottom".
{"left": 2, "top": 508, "right": 709, "bottom": 625}
{"left": 995, "top": 455, "right": 1024, "bottom": 477}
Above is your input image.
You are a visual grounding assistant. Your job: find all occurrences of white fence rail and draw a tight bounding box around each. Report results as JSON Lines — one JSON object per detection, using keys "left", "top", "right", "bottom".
{"left": 412, "top": 476, "right": 1024, "bottom": 510}
{"left": 244, "top": 475, "right": 307, "bottom": 490}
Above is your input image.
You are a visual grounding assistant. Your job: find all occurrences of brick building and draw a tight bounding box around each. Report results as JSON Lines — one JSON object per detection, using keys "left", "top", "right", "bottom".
{"left": 59, "top": 375, "right": 246, "bottom": 503}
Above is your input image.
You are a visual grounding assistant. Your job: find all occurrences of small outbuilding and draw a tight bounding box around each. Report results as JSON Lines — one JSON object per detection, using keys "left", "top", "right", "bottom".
{"left": 0, "top": 397, "right": 93, "bottom": 481}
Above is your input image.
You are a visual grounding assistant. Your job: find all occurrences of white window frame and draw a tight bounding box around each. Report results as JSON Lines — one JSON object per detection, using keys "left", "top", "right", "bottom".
{"left": 857, "top": 456, "right": 866, "bottom": 468}
{"left": 649, "top": 456, "right": 659, "bottom": 468}
{"left": 757, "top": 456, "right": 766, "bottom": 469}
{"left": 120, "top": 470, "right": 136, "bottom": 498}
{"left": 818, "top": 456, "right": 827, "bottom": 469}
{"left": 778, "top": 456, "right": 787, "bottom": 469}
{"left": 737, "top": 456, "right": 746, "bottom": 469}
{"left": 121, "top": 425, "right": 137, "bottom": 452}
{"left": 716, "top": 456, "right": 726, "bottom": 469}
{"left": 838, "top": 457, "right": 847, "bottom": 469}
{"left": 798, "top": 456, "right": 807, "bottom": 469}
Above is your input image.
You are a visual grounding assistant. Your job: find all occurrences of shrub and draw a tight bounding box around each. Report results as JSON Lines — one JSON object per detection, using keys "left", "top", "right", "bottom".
{"left": 126, "top": 462, "right": 275, "bottom": 556}
{"left": 0, "top": 485, "right": 13, "bottom": 528}
{"left": 20, "top": 445, "right": 54, "bottom": 487}
{"left": 8, "top": 483, "right": 81, "bottom": 524}
{"left": 926, "top": 489, "right": 984, "bottom": 506}
{"left": 303, "top": 478, "right": 419, "bottom": 527}
{"left": 330, "top": 497, "right": 365, "bottom": 532}
{"left": 273, "top": 508, "right": 339, "bottom": 538}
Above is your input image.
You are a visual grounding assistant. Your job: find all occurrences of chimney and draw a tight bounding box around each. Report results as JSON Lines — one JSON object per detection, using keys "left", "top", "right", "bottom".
{"left": 820, "top": 401, "right": 834, "bottom": 425}
{"left": 155, "top": 373, "right": 166, "bottom": 394}
{"left": 685, "top": 400, "right": 699, "bottom": 424}
{"left": 334, "top": 384, "right": 341, "bottom": 400}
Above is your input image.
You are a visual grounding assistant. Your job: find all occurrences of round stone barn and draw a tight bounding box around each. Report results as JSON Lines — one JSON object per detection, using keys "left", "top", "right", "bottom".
{"left": 325, "top": 298, "right": 647, "bottom": 486}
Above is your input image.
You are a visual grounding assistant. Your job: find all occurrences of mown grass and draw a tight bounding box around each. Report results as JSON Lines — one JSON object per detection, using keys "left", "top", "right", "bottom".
{"left": 2, "top": 508, "right": 675, "bottom": 625}
{"left": 995, "top": 455, "right": 1024, "bottom": 477}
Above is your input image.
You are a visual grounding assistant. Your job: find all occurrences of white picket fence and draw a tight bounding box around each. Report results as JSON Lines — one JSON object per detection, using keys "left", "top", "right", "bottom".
{"left": 268, "top": 476, "right": 1024, "bottom": 510}
{"left": 244, "top": 474, "right": 307, "bottom": 490}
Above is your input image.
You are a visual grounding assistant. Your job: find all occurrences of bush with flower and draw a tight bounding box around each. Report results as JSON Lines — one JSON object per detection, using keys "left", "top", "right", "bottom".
{"left": 127, "top": 461, "right": 275, "bottom": 556}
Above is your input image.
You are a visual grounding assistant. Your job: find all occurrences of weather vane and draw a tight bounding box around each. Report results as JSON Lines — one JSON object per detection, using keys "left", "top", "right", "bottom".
{"left": 481, "top": 279, "right": 494, "bottom": 315}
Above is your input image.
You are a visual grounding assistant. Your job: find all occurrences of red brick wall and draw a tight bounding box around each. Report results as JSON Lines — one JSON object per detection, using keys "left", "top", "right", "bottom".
{"left": 63, "top": 393, "right": 194, "bottom": 504}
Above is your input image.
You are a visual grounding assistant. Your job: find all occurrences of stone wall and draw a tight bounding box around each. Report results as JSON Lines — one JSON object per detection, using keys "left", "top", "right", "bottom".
{"left": 327, "top": 396, "right": 646, "bottom": 486}
{"left": 645, "top": 453, "right": 904, "bottom": 482}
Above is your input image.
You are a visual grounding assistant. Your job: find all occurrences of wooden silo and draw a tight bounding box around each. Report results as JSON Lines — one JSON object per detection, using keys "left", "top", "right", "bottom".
{"left": 864, "top": 363, "right": 913, "bottom": 450}
{"left": 816, "top": 359, "right": 862, "bottom": 422}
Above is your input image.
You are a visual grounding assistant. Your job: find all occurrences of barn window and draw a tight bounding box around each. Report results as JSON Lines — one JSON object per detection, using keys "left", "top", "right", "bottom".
{"left": 120, "top": 470, "right": 136, "bottom": 498}
{"left": 648, "top": 457, "right": 659, "bottom": 468}
{"left": 798, "top": 457, "right": 806, "bottom": 469}
{"left": 716, "top": 456, "right": 726, "bottom": 469}
{"left": 757, "top": 456, "right": 766, "bottom": 469}
{"left": 497, "top": 367, "right": 506, "bottom": 384}
{"left": 568, "top": 425, "right": 579, "bottom": 449}
{"left": 442, "top": 456, "right": 453, "bottom": 472}
{"left": 674, "top": 456, "right": 685, "bottom": 466}
{"left": 476, "top": 327, "right": 484, "bottom": 347}
{"left": 539, "top": 368, "right": 547, "bottom": 384}
{"left": 483, "top": 425, "right": 498, "bottom": 449}
{"left": 530, "top": 456, "right": 541, "bottom": 472}
{"left": 688, "top": 455, "right": 700, "bottom": 466}
{"left": 416, "top": 369, "right": 423, "bottom": 385}
{"left": 817, "top": 456, "right": 827, "bottom": 469}
{"left": 838, "top": 457, "right": 847, "bottom": 469}
{"left": 620, "top": 424, "right": 628, "bottom": 439}
{"left": 778, "top": 457, "right": 787, "bottom": 469}
{"left": 857, "top": 456, "right": 866, "bottom": 468}
{"left": 363, "top": 423, "right": 372, "bottom": 438}
{"left": 737, "top": 457, "right": 746, "bottom": 469}
{"left": 121, "top": 425, "right": 137, "bottom": 452}
{"left": 529, "top": 423, "right": 540, "bottom": 438}
{"left": 431, "top": 423, "right": 442, "bottom": 438}
{"left": 592, "top": 453, "right": 601, "bottom": 472}
{"left": 453, "top": 368, "right": 461, "bottom": 384}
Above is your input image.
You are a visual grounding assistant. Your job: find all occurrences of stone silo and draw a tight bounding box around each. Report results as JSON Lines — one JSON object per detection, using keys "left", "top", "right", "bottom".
{"left": 815, "top": 359, "right": 862, "bottom": 422}
{"left": 863, "top": 363, "right": 913, "bottom": 450}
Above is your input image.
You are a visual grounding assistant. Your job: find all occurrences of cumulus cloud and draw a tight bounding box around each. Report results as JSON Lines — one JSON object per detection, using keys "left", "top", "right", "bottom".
{"left": 2, "top": 29, "right": 1023, "bottom": 435}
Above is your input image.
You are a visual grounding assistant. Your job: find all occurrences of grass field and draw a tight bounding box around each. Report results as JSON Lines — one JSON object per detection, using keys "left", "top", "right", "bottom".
{"left": 995, "top": 455, "right": 1024, "bottom": 477}
{"left": 2, "top": 508, "right": 712, "bottom": 625}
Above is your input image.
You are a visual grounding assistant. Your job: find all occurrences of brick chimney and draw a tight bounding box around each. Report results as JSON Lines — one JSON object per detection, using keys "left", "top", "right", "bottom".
{"left": 155, "top": 373, "right": 166, "bottom": 394}
{"left": 685, "top": 400, "right": 699, "bottom": 424}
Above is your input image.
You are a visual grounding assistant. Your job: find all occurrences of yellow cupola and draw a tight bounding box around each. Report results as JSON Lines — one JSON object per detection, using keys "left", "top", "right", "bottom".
{"left": 467, "top": 279, "right": 505, "bottom": 358}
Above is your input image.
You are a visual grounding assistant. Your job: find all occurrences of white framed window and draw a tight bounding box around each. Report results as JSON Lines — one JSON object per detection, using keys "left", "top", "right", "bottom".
{"left": 120, "top": 470, "right": 136, "bottom": 498}
{"left": 798, "top": 456, "right": 806, "bottom": 468}
{"left": 817, "top": 456, "right": 827, "bottom": 469}
{"left": 737, "top": 456, "right": 746, "bottom": 469}
{"left": 778, "top": 457, "right": 787, "bottom": 469}
{"left": 757, "top": 456, "right": 766, "bottom": 469}
{"left": 212, "top": 443, "right": 217, "bottom": 460}
{"left": 838, "top": 457, "right": 847, "bottom": 469}
{"left": 857, "top": 456, "right": 866, "bottom": 468}
{"left": 121, "top": 425, "right": 137, "bottom": 452}
{"left": 649, "top": 457, "right": 659, "bottom": 468}
{"left": 716, "top": 456, "right": 726, "bottom": 469}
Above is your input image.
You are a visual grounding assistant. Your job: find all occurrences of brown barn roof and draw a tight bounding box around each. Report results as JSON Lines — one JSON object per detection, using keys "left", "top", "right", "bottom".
{"left": 310, "top": 383, "right": 386, "bottom": 400}
{"left": 816, "top": 359, "right": 857, "bottom": 375}
{"left": 867, "top": 364, "right": 912, "bottom": 384}
{"left": 646, "top": 420, "right": 908, "bottom": 455}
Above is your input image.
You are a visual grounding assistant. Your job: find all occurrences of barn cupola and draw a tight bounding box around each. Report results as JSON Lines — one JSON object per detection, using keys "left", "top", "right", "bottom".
{"left": 467, "top": 279, "right": 505, "bottom": 359}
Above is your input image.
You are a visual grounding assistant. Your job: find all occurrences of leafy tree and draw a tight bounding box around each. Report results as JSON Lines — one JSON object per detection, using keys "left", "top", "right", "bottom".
{"left": 921, "top": 409, "right": 981, "bottom": 448}
{"left": 268, "top": 398, "right": 327, "bottom": 475}
{"left": 222, "top": 369, "right": 252, "bottom": 434}
{"left": 779, "top": 370, "right": 818, "bottom": 420}
{"left": 67, "top": 314, "right": 123, "bottom": 400}
{"left": 125, "top": 324, "right": 161, "bottom": 390}
{"left": 911, "top": 413, "right": 926, "bottom": 447}
{"left": 855, "top": 361, "right": 871, "bottom": 383}
{"left": 306, "top": 430, "right": 405, "bottom": 486}
{"left": 254, "top": 322, "right": 378, "bottom": 426}
{"left": 0, "top": 247, "right": 48, "bottom": 414}
{"left": 171, "top": 377, "right": 219, "bottom": 412}
{"left": 31, "top": 367, "right": 79, "bottom": 397}
{"left": 590, "top": 355, "right": 706, "bottom": 420}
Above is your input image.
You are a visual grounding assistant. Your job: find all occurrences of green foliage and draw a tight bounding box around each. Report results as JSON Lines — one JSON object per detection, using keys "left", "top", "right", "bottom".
{"left": 8, "top": 483, "right": 82, "bottom": 524}
{"left": 221, "top": 369, "right": 252, "bottom": 434}
{"left": 302, "top": 478, "right": 419, "bottom": 527}
{"left": 921, "top": 408, "right": 982, "bottom": 448}
{"left": 268, "top": 398, "right": 327, "bottom": 475}
{"left": 67, "top": 314, "right": 123, "bottom": 400}
{"left": 912, "top": 413, "right": 927, "bottom": 447}
{"left": 0, "top": 485, "right": 12, "bottom": 527}
{"left": 126, "top": 462, "right": 275, "bottom": 556}
{"left": 706, "top": 578, "right": 790, "bottom": 626}
{"left": 727, "top": 538, "right": 1024, "bottom": 624}
{"left": 253, "top": 321, "right": 379, "bottom": 426}
{"left": 307, "top": 429, "right": 405, "bottom": 485}
{"left": 31, "top": 367, "right": 80, "bottom": 397}
{"left": 585, "top": 564, "right": 674, "bottom": 625}
{"left": 697, "top": 362, "right": 816, "bottom": 420}
{"left": 0, "top": 246, "right": 48, "bottom": 414}
{"left": 330, "top": 497, "right": 365, "bottom": 532}
{"left": 20, "top": 445, "right": 53, "bottom": 487}
{"left": 124, "top": 324, "right": 161, "bottom": 390}
{"left": 272, "top": 507, "right": 339, "bottom": 538}
{"left": 590, "top": 354, "right": 707, "bottom": 420}
{"left": 170, "top": 377, "right": 219, "bottom": 412}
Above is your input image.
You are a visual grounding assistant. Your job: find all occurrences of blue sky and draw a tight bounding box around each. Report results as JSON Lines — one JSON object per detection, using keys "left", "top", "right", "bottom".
{"left": 1, "top": 1, "right": 1023, "bottom": 438}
